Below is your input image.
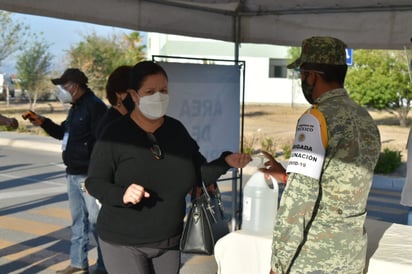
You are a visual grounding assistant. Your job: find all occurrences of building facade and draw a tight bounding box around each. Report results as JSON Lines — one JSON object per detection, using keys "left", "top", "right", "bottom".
{"left": 146, "top": 33, "right": 308, "bottom": 106}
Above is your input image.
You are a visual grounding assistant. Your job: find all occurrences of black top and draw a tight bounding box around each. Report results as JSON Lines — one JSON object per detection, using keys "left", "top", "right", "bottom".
{"left": 41, "top": 89, "right": 107, "bottom": 174}
{"left": 95, "top": 107, "right": 123, "bottom": 139}
{"left": 86, "top": 115, "right": 231, "bottom": 247}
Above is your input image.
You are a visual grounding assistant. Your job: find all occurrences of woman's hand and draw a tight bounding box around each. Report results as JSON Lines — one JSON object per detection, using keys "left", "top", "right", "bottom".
{"left": 258, "top": 150, "right": 287, "bottom": 183}
{"left": 123, "top": 184, "right": 150, "bottom": 205}
{"left": 225, "top": 153, "right": 252, "bottom": 168}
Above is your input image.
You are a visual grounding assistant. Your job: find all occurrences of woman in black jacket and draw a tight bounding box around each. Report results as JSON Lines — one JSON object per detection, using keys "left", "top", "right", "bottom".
{"left": 86, "top": 61, "right": 251, "bottom": 274}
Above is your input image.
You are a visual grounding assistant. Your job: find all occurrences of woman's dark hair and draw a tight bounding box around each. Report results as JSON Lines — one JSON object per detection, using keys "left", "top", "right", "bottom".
{"left": 128, "top": 61, "right": 168, "bottom": 91}
{"left": 106, "top": 65, "right": 132, "bottom": 106}
{"left": 303, "top": 63, "right": 348, "bottom": 86}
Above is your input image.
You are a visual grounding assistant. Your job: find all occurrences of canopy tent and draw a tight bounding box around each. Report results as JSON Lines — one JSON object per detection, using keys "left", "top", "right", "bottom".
{"left": 0, "top": 0, "right": 411, "bottom": 50}
{"left": 2, "top": 0, "right": 410, "bottom": 230}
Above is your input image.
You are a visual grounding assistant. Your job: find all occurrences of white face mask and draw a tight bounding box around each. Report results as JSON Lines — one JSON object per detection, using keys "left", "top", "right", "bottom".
{"left": 56, "top": 85, "right": 73, "bottom": 103}
{"left": 138, "top": 92, "right": 169, "bottom": 120}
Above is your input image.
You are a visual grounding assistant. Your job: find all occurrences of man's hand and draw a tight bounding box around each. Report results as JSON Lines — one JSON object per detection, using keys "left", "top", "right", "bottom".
{"left": 22, "top": 111, "right": 44, "bottom": 126}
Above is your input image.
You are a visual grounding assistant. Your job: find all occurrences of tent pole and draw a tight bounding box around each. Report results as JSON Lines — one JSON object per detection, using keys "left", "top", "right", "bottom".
{"left": 233, "top": 13, "right": 246, "bottom": 231}
{"left": 234, "top": 14, "right": 240, "bottom": 64}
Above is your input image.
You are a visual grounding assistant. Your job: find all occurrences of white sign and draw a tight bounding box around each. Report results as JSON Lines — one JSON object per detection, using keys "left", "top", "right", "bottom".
{"left": 160, "top": 62, "right": 240, "bottom": 161}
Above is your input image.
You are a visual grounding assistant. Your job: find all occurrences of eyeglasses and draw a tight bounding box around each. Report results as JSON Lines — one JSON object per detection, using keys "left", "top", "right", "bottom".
{"left": 294, "top": 68, "right": 325, "bottom": 74}
{"left": 147, "top": 133, "right": 164, "bottom": 160}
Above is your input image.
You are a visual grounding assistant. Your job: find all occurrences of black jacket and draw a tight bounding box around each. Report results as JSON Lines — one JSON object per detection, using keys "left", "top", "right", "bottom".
{"left": 86, "top": 115, "right": 231, "bottom": 246}
{"left": 42, "top": 89, "right": 107, "bottom": 174}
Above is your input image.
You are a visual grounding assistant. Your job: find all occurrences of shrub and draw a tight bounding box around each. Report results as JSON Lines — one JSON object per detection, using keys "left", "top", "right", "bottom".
{"left": 282, "top": 144, "right": 292, "bottom": 159}
{"left": 0, "top": 125, "right": 17, "bottom": 131}
{"left": 374, "top": 147, "right": 402, "bottom": 174}
{"left": 243, "top": 134, "right": 258, "bottom": 154}
{"left": 260, "top": 137, "right": 277, "bottom": 155}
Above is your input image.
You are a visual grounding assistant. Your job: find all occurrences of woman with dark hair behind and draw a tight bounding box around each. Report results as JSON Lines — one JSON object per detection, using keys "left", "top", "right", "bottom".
{"left": 86, "top": 60, "right": 251, "bottom": 274}
{"left": 95, "top": 65, "right": 134, "bottom": 138}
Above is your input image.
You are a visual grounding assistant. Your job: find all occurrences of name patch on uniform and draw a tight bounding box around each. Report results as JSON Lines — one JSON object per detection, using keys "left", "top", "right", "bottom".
{"left": 286, "top": 112, "right": 326, "bottom": 179}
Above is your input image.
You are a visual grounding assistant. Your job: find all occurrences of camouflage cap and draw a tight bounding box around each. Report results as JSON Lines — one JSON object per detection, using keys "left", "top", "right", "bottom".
{"left": 287, "top": 36, "right": 347, "bottom": 69}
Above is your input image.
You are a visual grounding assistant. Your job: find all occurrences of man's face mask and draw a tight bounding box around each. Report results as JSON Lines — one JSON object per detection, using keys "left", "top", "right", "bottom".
{"left": 56, "top": 85, "right": 73, "bottom": 103}
{"left": 138, "top": 92, "right": 169, "bottom": 120}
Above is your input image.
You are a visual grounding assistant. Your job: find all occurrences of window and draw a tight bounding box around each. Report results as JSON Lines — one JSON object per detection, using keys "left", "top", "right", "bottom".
{"left": 268, "top": 58, "right": 288, "bottom": 78}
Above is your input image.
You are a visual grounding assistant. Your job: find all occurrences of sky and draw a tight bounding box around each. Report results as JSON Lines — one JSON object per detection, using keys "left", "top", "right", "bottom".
{"left": 0, "top": 12, "right": 139, "bottom": 74}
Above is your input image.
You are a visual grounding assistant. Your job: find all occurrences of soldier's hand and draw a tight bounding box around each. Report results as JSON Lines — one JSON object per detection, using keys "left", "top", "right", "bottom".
{"left": 259, "top": 150, "right": 287, "bottom": 183}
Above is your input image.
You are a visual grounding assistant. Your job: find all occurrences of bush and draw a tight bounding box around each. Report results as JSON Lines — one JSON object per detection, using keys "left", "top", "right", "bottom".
{"left": 374, "top": 148, "right": 402, "bottom": 174}
{"left": 260, "top": 137, "right": 276, "bottom": 155}
{"left": 243, "top": 134, "right": 258, "bottom": 154}
{"left": 282, "top": 143, "right": 292, "bottom": 159}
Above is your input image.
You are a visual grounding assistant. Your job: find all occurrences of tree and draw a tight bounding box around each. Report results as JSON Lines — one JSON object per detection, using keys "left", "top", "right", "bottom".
{"left": 16, "top": 39, "right": 53, "bottom": 110}
{"left": 287, "top": 47, "right": 301, "bottom": 64}
{"left": 0, "top": 12, "right": 29, "bottom": 103}
{"left": 346, "top": 50, "right": 412, "bottom": 127}
{"left": 0, "top": 11, "right": 29, "bottom": 66}
{"left": 68, "top": 31, "right": 145, "bottom": 97}
{"left": 120, "top": 31, "right": 146, "bottom": 64}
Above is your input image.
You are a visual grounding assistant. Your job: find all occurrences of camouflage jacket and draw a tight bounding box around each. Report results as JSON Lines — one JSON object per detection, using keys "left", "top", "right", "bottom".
{"left": 271, "top": 88, "right": 381, "bottom": 274}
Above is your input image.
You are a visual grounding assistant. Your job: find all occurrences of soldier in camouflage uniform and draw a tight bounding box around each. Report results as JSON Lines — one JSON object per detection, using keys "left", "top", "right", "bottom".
{"left": 260, "top": 36, "right": 381, "bottom": 274}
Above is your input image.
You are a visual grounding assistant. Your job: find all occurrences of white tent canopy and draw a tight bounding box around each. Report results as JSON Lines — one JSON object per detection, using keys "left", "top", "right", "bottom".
{"left": 0, "top": 0, "right": 411, "bottom": 50}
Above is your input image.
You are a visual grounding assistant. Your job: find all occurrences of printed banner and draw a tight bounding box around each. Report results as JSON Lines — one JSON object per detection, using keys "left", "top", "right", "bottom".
{"left": 286, "top": 113, "right": 326, "bottom": 179}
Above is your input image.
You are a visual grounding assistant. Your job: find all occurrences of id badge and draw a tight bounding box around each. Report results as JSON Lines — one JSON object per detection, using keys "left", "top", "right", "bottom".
{"left": 62, "top": 132, "right": 69, "bottom": 151}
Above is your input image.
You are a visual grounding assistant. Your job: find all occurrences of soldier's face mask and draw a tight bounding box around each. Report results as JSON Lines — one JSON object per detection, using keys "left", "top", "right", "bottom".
{"left": 297, "top": 68, "right": 324, "bottom": 105}
{"left": 301, "top": 73, "right": 315, "bottom": 105}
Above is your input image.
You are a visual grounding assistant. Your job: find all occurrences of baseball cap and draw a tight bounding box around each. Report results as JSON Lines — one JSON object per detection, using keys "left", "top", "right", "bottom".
{"left": 287, "top": 36, "right": 347, "bottom": 69}
{"left": 51, "top": 68, "right": 88, "bottom": 85}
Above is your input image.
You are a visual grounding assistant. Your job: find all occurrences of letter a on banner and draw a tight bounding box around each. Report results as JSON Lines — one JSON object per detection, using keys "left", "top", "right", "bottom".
{"left": 286, "top": 106, "right": 328, "bottom": 179}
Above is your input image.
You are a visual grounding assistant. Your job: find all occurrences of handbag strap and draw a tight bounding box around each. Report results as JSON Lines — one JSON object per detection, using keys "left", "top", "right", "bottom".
{"left": 190, "top": 181, "right": 225, "bottom": 223}
{"left": 200, "top": 181, "right": 216, "bottom": 221}
{"left": 213, "top": 184, "right": 225, "bottom": 218}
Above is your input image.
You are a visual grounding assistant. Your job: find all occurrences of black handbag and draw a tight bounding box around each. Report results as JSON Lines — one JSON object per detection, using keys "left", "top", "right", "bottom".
{"left": 179, "top": 181, "right": 230, "bottom": 255}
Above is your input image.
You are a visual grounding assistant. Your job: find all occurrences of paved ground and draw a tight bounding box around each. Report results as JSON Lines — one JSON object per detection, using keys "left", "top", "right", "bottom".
{"left": 0, "top": 131, "right": 409, "bottom": 274}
